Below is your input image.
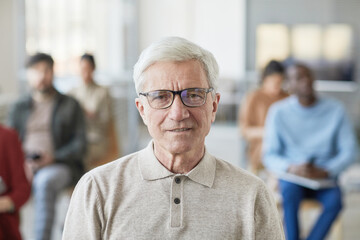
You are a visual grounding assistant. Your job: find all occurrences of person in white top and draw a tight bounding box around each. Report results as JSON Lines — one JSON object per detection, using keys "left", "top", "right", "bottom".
{"left": 69, "top": 54, "right": 119, "bottom": 171}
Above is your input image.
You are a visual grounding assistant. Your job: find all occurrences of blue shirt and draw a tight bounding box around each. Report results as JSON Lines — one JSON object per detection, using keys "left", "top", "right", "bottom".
{"left": 263, "top": 95, "right": 357, "bottom": 178}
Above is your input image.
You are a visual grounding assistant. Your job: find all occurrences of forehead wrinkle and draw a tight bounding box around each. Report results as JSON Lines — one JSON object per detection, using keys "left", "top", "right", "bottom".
{"left": 142, "top": 60, "right": 209, "bottom": 92}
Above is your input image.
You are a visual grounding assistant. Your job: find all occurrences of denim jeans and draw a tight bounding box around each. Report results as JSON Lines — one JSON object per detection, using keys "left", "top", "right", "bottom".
{"left": 33, "top": 164, "right": 72, "bottom": 240}
{"left": 279, "top": 180, "right": 342, "bottom": 240}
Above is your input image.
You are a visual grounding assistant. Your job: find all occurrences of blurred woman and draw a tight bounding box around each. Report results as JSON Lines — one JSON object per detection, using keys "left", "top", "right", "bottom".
{"left": 0, "top": 125, "right": 31, "bottom": 240}
{"left": 69, "top": 54, "right": 119, "bottom": 171}
{"left": 239, "top": 60, "right": 288, "bottom": 174}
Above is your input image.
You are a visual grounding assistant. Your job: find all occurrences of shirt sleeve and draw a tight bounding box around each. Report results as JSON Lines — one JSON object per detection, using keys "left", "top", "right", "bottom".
{"left": 262, "top": 106, "right": 291, "bottom": 173}
{"left": 62, "top": 173, "right": 104, "bottom": 239}
{"left": 254, "top": 183, "right": 285, "bottom": 239}
{"left": 324, "top": 109, "right": 358, "bottom": 177}
{"left": 6, "top": 128, "right": 31, "bottom": 210}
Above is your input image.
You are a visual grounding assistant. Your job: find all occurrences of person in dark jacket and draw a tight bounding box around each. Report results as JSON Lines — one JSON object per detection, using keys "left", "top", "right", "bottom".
{"left": 8, "top": 53, "right": 87, "bottom": 240}
{"left": 0, "top": 125, "right": 31, "bottom": 240}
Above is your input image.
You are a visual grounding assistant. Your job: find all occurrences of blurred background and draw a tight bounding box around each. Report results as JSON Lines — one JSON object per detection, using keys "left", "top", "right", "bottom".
{"left": 2, "top": 0, "right": 360, "bottom": 153}
{"left": 1, "top": 0, "right": 360, "bottom": 239}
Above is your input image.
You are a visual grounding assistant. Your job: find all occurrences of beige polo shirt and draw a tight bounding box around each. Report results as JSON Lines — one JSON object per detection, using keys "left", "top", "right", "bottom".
{"left": 63, "top": 141, "right": 284, "bottom": 240}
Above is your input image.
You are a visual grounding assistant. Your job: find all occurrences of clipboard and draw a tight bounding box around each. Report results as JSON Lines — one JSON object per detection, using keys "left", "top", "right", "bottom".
{"left": 276, "top": 172, "right": 336, "bottom": 190}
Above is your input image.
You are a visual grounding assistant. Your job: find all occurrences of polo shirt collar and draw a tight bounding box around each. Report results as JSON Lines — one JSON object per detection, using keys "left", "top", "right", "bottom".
{"left": 138, "top": 140, "right": 216, "bottom": 188}
{"left": 138, "top": 141, "right": 174, "bottom": 180}
{"left": 186, "top": 150, "right": 216, "bottom": 188}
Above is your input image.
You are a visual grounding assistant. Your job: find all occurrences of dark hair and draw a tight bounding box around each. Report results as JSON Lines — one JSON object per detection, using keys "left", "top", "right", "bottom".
{"left": 286, "top": 63, "right": 314, "bottom": 80}
{"left": 288, "top": 63, "right": 311, "bottom": 72}
{"left": 261, "top": 60, "right": 285, "bottom": 82}
{"left": 26, "top": 53, "right": 54, "bottom": 68}
{"left": 81, "top": 53, "right": 96, "bottom": 69}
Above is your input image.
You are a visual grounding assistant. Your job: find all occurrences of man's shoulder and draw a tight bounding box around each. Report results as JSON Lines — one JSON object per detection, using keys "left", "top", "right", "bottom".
{"left": 12, "top": 95, "right": 32, "bottom": 108}
{"left": 57, "top": 91, "right": 79, "bottom": 104}
{"left": 55, "top": 92, "right": 83, "bottom": 111}
{"left": 271, "top": 96, "right": 291, "bottom": 109}
{"left": 75, "top": 150, "right": 145, "bottom": 196}
{"left": 93, "top": 85, "right": 111, "bottom": 100}
{"left": 266, "top": 96, "right": 292, "bottom": 117}
{"left": 320, "top": 97, "right": 344, "bottom": 111}
{"left": 214, "top": 158, "right": 264, "bottom": 187}
{"left": 96, "top": 84, "right": 110, "bottom": 94}
{"left": 85, "top": 151, "right": 141, "bottom": 180}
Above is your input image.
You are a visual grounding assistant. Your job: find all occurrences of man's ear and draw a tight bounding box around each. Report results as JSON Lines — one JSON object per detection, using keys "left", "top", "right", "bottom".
{"left": 135, "top": 98, "right": 148, "bottom": 126}
{"left": 211, "top": 93, "right": 220, "bottom": 123}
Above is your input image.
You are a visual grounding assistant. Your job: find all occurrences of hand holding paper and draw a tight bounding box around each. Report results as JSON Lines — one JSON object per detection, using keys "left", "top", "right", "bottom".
{"left": 288, "top": 159, "right": 329, "bottom": 179}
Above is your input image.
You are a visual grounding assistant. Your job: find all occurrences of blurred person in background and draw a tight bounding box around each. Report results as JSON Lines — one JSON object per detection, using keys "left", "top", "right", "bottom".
{"left": 69, "top": 54, "right": 119, "bottom": 171}
{"left": 8, "top": 53, "right": 87, "bottom": 240}
{"left": 239, "top": 60, "right": 288, "bottom": 174}
{"left": 62, "top": 37, "right": 284, "bottom": 239}
{"left": 263, "top": 63, "right": 357, "bottom": 240}
{"left": 0, "top": 125, "right": 31, "bottom": 240}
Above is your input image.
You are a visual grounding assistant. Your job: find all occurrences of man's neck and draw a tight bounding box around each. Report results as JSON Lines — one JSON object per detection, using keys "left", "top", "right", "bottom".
{"left": 84, "top": 79, "right": 95, "bottom": 86}
{"left": 32, "top": 88, "right": 55, "bottom": 102}
{"left": 153, "top": 143, "right": 205, "bottom": 174}
{"left": 298, "top": 95, "right": 317, "bottom": 107}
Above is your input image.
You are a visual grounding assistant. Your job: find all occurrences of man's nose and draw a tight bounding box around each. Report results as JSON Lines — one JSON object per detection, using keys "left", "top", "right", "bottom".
{"left": 38, "top": 72, "right": 46, "bottom": 82}
{"left": 168, "top": 95, "right": 190, "bottom": 120}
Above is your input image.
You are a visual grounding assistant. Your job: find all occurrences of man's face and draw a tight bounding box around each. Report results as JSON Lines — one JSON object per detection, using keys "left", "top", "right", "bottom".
{"left": 287, "top": 66, "right": 314, "bottom": 99}
{"left": 135, "top": 60, "right": 220, "bottom": 155}
{"left": 80, "top": 60, "right": 94, "bottom": 84}
{"left": 27, "top": 61, "right": 54, "bottom": 93}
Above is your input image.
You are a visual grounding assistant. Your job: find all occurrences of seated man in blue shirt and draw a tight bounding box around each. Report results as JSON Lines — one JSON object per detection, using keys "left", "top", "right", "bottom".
{"left": 263, "top": 63, "right": 357, "bottom": 240}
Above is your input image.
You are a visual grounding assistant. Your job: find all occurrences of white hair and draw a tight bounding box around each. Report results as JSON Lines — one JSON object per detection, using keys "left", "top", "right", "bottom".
{"left": 133, "top": 36, "right": 219, "bottom": 94}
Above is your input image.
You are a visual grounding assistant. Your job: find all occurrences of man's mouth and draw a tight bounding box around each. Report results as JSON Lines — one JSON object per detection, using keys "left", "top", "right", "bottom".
{"left": 170, "top": 128, "right": 191, "bottom": 132}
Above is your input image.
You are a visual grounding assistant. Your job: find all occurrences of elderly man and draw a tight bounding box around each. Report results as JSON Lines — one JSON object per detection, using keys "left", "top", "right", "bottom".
{"left": 263, "top": 64, "right": 357, "bottom": 240}
{"left": 8, "top": 53, "right": 87, "bottom": 240}
{"left": 63, "top": 37, "right": 284, "bottom": 239}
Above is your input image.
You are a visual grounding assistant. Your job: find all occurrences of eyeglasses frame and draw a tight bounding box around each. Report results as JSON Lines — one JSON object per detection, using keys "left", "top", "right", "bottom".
{"left": 139, "top": 87, "right": 214, "bottom": 109}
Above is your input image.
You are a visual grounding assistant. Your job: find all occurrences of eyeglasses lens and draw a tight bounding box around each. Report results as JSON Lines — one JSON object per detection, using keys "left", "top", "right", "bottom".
{"left": 181, "top": 89, "right": 206, "bottom": 107}
{"left": 147, "top": 90, "right": 173, "bottom": 109}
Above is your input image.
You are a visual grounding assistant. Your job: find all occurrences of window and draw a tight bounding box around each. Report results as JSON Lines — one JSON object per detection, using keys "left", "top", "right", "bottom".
{"left": 256, "top": 24, "right": 289, "bottom": 70}
{"left": 256, "top": 24, "right": 355, "bottom": 81}
{"left": 25, "top": 0, "right": 125, "bottom": 80}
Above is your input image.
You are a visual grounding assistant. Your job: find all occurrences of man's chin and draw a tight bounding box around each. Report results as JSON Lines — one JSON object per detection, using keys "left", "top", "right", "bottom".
{"left": 160, "top": 140, "right": 193, "bottom": 154}
{"left": 35, "top": 87, "right": 54, "bottom": 95}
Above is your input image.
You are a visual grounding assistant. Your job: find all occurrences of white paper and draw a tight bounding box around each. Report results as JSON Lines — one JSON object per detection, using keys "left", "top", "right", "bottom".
{"left": 276, "top": 172, "right": 336, "bottom": 190}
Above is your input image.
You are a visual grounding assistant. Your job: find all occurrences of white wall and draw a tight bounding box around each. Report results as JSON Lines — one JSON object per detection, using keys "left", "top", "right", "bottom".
{"left": 138, "top": 0, "right": 246, "bottom": 80}
{"left": 0, "top": 0, "right": 18, "bottom": 97}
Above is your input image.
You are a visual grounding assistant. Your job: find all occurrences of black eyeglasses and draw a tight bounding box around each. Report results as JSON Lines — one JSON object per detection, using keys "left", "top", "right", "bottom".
{"left": 139, "top": 87, "right": 214, "bottom": 109}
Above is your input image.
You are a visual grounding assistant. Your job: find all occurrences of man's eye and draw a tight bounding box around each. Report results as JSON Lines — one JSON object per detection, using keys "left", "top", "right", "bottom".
{"left": 153, "top": 95, "right": 166, "bottom": 100}
{"left": 186, "top": 91, "right": 205, "bottom": 99}
{"left": 188, "top": 93, "right": 203, "bottom": 99}
{"left": 151, "top": 92, "right": 170, "bottom": 101}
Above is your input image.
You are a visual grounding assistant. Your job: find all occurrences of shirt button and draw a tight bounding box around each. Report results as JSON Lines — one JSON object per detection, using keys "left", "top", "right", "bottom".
{"left": 175, "top": 177, "right": 181, "bottom": 184}
{"left": 174, "top": 198, "right": 181, "bottom": 204}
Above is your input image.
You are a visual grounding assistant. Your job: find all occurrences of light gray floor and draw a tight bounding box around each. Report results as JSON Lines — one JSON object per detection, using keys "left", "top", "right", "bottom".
{"left": 20, "top": 123, "right": 360, "bottom": 240}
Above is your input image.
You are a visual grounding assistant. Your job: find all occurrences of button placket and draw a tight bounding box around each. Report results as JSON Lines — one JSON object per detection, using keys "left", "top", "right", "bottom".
{"left": 170, "top": 175, "right": 184, "bottom": 228}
